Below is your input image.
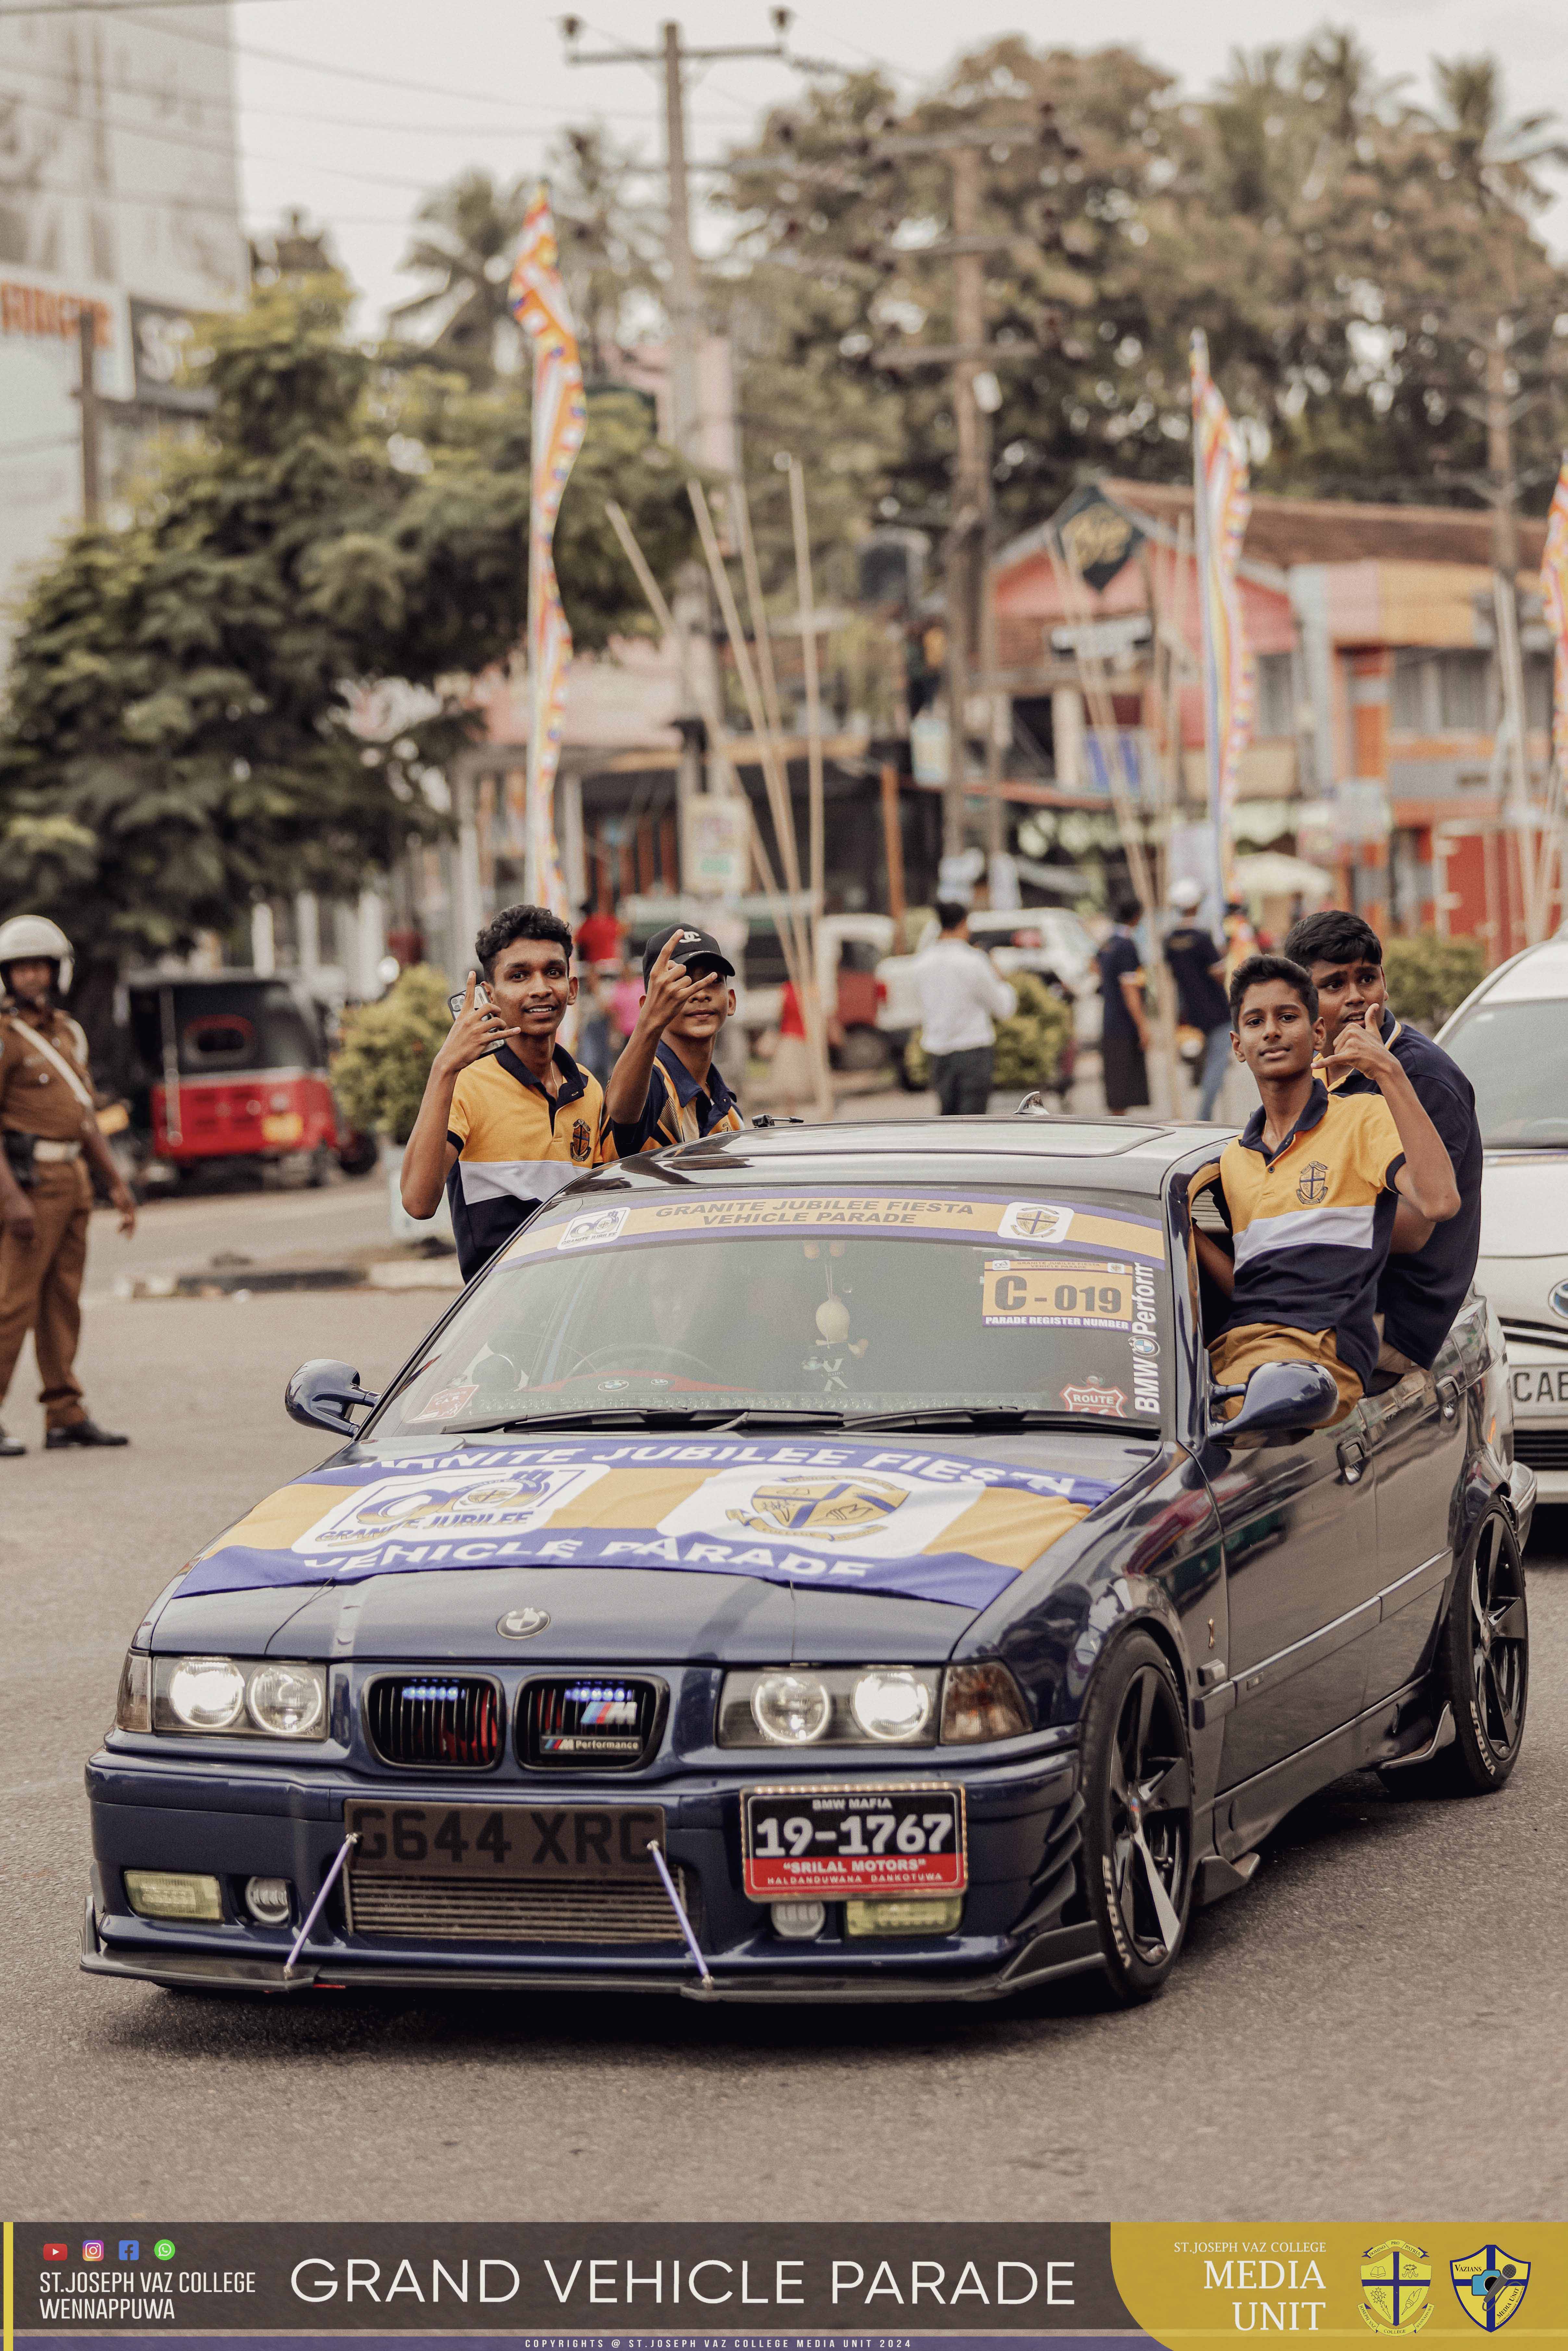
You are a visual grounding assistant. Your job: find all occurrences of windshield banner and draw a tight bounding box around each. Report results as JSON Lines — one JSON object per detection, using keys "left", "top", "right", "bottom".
{"left": 179, "top": 1440, "right": 1129, "bottom": 1609}
{"left": 509, "top": 1193, "right": 1166, "bottom": 1264}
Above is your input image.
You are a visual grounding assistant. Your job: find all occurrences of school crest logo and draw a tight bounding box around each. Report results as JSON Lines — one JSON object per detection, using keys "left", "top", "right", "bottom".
{"left": 570, "top": 1118, "right": 592, "bottom": 1161}
{"left": 1297, "top": 1160, "right": 1329, "bottom": 1205}
{"left": 998, "top": 1200, "right": 1074, "bottom": 1245}
{"left": 728, "top": 1475, "right": 907, "bottom": 1541}
{"left": 1360, "top": 2242, "right": 1432, "bottom": 2335}
{"left": 1450, "top": 2248, "right": 1530, "bottom": 2331}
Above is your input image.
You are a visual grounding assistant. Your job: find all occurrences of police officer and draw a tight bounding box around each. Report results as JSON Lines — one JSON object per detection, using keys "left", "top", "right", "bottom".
{"left": 0, "top": 917, "right": 136, "bottom": 1455}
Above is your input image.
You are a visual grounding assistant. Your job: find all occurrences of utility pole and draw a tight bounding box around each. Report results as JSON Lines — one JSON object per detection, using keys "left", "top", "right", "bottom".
{"left": 77, "top": 306, "right": 101, "bottom": 524}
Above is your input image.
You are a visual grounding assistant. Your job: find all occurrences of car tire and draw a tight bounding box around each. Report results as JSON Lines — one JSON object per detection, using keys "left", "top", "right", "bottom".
{"left": 1423, "top": 1506, "right": 1529, "bottom": 1796}
{"left": 1079, "top": 1630, "right": 1193, "bottom": 2004}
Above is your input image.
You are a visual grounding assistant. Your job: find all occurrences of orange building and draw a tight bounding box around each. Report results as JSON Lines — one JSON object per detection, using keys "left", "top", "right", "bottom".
{"left": 992, "top": 481, "right": 1561, "bottom": 957}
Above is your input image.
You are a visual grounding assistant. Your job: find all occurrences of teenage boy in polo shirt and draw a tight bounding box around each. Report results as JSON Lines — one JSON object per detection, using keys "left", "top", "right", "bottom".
{"left": 1283, "top": 908, "right": 1483, "bottom": 1378}
{"left": 608, "top": 923, "right": 745, "bottom": 1153}
{"left": 1192, "top": 955, "right": 1460, "bottom": 1422}
{"left": 401, "top": 905, "right": 609, "bottom": 1281}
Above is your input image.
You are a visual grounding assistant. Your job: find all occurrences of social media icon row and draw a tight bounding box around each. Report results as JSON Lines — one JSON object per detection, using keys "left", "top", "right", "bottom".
{"left": 44, "top": 2238, "right": 174, "bottom": 2263}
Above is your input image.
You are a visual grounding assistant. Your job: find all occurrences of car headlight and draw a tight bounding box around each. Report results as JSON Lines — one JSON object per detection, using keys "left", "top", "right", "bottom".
{"left": 720, "top": 1666, "right": 941, "bottom": 1747}
{"left": 751, "top": 1671, "right": 831, "bottom": 1745}
{"left": 940, "top": 1660, "right": 1029, "bottom": 1743}
{"left": 165, "top": 1656, "right": 246, "bottom": 1730}
{"left": 247, "top": 1663, "right": 325, "bottom": 1738}
{"left": 851, "top": 1668, "right": 933, "bottom": 1742}
{"left": 150, "top": 1657, "right": 329, "bottom": 1740}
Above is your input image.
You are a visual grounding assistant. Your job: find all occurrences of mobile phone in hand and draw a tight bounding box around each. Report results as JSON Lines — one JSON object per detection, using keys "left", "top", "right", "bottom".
{"left": 447, "top": 982, "right": 505, "bottom": 1058}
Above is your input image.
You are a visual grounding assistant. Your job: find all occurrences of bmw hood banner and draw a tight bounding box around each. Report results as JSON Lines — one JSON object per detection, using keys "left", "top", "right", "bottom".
{"left": 179, "top": 1439, "right": 1127, "bottom": 1610}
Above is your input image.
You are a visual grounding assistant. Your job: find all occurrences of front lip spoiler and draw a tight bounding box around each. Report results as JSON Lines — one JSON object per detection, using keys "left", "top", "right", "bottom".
{"left": 81, "top": 1895, "right": 1103, "bottom": 2005}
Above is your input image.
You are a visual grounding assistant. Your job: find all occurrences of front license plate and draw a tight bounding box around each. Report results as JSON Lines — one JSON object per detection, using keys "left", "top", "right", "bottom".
{"left": 345, "top": 1800, "right": 664, "bottom": 1881}
{"left": 741, "top": 1782, "right": 966, "bottom": 1900}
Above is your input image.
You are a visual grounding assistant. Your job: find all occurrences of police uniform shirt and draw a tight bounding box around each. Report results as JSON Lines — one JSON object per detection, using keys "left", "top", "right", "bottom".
{"left": 0, "top": 1001, "right": 93, "bottom": 1144}
{"left": 445, "top": 1043, "right": 608, "bottom": 1282}
{"left": 1327, "top": 1010, "right": 1482, "bottom": 1369}
{"left": 1213, "top": 1077, "right": 1406, "bottom": 1395}
{"left": 610, "top": 1039, "right": 743, "bottom": 1156}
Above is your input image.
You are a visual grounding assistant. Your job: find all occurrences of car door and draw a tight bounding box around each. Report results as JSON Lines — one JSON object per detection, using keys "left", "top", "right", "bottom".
{"left": 1358, "top": 1330, "right": 1473, "bottom": 1704}
{"left": 1211, "top": 1402, "right": 1383, "bottom": 1792}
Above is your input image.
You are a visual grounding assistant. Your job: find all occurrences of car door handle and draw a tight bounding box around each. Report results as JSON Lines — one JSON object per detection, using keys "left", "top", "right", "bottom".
{"left": 1337, "top": 1434, "right": 1367, "bottom": 1484}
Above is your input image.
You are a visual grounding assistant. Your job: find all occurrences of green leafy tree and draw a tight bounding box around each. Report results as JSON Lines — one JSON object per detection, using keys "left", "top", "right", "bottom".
{"left": 0, "top": 274, "right": 694, "bottom": 1044}
{"left": 330, "top": 963, "right": 454, "bottom": 1144}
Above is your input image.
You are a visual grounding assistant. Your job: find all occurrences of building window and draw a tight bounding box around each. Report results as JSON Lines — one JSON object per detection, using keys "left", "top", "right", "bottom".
{"left": 1391, "top": 651, "right": 1433, "bottom": 732}
{"left": 1525, "top": 654, "right": 1554, "bottom": 736}
{"left": 1437, "top": 652, "right": 1489, "bottom": 732}
{"left": 1254, "top": 651, "right": 1294, "bottom": 738}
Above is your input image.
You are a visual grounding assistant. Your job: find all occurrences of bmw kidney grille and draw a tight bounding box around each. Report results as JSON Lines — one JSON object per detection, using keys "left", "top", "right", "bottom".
{"left": 519, "top": 1676, "right": 663, "bottom": 1770}
{"left": 366, "top": 1675, "right": 502, "bottom": 1769}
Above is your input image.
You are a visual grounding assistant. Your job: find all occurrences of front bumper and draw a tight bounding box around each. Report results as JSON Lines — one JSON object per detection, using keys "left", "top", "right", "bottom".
{"left": 82, "top": 1744, "right": 1094, "bottom": 2004}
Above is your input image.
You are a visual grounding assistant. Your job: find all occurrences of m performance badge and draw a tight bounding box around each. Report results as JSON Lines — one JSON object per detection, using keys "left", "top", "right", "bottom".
{"left": 742, "top": 1782, "right": 966, "bottom": 1900}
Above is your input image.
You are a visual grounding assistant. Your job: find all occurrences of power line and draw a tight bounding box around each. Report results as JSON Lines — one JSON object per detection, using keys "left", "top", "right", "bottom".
{"left": 0, "top": 0, "right": 287, "bottom": 14}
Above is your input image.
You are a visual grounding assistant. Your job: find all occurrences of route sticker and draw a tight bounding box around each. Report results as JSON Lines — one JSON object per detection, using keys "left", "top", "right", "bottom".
{"left": 982, "top": 1256, "right": 1136, "bottom": 1331}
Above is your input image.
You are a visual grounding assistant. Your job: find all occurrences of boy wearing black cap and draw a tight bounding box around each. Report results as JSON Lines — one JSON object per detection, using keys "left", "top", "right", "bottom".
{"left": 608, "top": 924, "right": 745, "bottom": 1152}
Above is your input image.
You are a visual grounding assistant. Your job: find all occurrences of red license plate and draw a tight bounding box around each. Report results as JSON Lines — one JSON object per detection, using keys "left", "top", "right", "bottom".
{"left": 741, "top": 1782, "right": 966, "bottom": 1899}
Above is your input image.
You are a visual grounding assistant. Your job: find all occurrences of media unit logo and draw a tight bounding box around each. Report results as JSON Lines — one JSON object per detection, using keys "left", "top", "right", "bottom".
{"left": 1360, "top": 2241, "right": 1432, "bottom": 2335}
{"left": 728, "top": 1475, "right": 908, "bottom": 1541}
{"left": 1450, "top": 2248, "right": 1530, "bottom": 2332}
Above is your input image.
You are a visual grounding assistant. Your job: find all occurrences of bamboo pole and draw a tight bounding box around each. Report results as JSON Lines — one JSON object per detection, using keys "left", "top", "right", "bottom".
{"left": 604, "top": 497, "right": 810, "bottom": 1013}
{"left": 688, "top": 480, "right": 833, "bottom": 1121}
{"left": 787, "top": 458, "right": 828, "bottom": 920}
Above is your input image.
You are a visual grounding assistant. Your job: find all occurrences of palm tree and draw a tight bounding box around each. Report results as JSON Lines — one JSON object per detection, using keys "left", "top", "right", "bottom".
{"left": 390, "top": 170, "right": 531, "bottom": 382}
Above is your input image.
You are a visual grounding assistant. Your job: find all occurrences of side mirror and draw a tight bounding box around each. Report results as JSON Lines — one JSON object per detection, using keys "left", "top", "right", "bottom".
{"left": 1212, "top": 1357, "right": 1341, "bottom": 1439}
{"left": 286, "top": 1358, "right": 380, "bottom": 1439}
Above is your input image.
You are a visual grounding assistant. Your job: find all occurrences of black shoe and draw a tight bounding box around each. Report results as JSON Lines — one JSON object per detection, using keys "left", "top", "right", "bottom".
{"left": 0, "top": 1426, "right": 24, "bottom": 1457}
{"left": 45, "top": 1418, "right": 129, "bottom": 1449}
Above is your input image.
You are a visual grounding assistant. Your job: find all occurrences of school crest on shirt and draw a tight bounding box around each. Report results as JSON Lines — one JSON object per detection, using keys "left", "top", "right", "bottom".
{"left": 570, "top": 1117, "right": 592, "bottom": 1161}
{"left": 1297, "top": 1160, "right": 1329, "bottom": 1204}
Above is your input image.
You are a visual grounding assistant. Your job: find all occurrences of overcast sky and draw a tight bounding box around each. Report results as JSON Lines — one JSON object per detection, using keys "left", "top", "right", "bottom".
{"left": 228, "top": 0, "right": 1568, "bottom": 330}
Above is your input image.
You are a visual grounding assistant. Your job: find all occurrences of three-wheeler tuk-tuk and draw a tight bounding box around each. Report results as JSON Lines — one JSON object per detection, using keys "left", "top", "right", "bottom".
{"left": 126, "top": 971, "right": 364, "bottom": 1187}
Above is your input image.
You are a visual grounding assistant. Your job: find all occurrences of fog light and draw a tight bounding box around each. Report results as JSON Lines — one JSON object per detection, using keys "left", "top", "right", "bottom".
{"left": 244, "top": 1875, "right": 293, "bottom": 1927}
{"left": 770, "top": 1899, "right": 826, "bottom": 1940}
{"left": 845, "top": 1895, "right": 963, "bottom": 1937}
{"left": 124, "top": 1870, "right": 222, "bottom": 1922}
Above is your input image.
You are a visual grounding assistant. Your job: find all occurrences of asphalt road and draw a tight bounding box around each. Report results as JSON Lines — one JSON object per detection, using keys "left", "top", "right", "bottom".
{"left": 2, "top": 1189, "right": 1564, "bottom": 2222}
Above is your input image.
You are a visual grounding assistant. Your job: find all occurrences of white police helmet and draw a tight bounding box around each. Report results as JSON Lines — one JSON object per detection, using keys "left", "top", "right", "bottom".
{"left": 0, "top": 914, "right": 74, "bottom": 993}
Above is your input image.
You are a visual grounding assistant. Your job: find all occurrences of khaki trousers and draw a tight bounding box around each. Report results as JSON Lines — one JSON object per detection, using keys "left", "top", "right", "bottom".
{"left": 0, "top": 1158, "right": 91, "bottom": 1428}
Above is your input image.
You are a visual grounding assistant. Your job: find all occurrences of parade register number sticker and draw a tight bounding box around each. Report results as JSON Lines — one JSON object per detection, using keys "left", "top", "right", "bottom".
{"left": 741, "top": 1782, "right": 967, "bottom": 1899}
{"left": 982, "top": 1255, "right": 1136, "bottom": 1331}
{"left": 344, "top": 1800, "right": 664, "bottom": 1880}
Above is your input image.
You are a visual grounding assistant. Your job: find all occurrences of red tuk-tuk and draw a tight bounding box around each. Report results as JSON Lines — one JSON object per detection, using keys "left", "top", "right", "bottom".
{"left": 127, "top": 971, "right": 363, "bottom": 1185}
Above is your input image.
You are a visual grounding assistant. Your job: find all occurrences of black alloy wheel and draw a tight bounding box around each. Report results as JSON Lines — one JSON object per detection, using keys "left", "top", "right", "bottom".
{"left": 1431, "top": 1507, "right": 1529, "bottom": 1795}
{"left": 1081, "top": 1631, "right": 1194, "bottom": 2004}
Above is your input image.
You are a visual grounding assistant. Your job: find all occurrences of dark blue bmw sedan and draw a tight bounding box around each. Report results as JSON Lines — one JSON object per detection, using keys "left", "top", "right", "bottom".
{"left": 83, "top": 1116, "right": 1533, "bottom": 2006}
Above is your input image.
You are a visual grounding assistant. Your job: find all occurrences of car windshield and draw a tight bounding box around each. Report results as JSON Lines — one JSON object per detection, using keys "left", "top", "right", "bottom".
{"left": 372, "top": 1187, "right": 1169, "bottom": 1438}
{"left": 1439, "top": 998, "right": 1568, "bottom": 1147}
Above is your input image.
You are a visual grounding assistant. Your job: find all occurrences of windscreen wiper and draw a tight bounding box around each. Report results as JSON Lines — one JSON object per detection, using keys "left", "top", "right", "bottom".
{"left": 838, "top": 1407, "right": 1114, "bottom": 1433}
{"left": 441, "top": 1405, "right": 848, "bottom": 1436}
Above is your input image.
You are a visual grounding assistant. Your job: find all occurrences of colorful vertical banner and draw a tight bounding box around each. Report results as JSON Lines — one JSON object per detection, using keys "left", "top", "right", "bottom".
{"left": 1190, "top": 330, "right": 1256, "bottom": 905}
{"left": 1540, "top": 457, "right": 1568, "bottom": 775}
{"left": 507, "top": 186, "right": 587, "bottom": 917}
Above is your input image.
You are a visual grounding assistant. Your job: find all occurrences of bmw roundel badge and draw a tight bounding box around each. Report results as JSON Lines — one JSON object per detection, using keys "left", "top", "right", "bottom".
{"left": 1550, "top": 1280, "right": 1568, "bottom": 1323}
{"left": 498, "top": 1607, "right": 551, "bottom": 1639}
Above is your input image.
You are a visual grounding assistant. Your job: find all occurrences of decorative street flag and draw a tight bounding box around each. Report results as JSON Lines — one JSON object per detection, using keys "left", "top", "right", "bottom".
{"left": 1540, "top": 457, "right": 1568, "bottom": 778}
{"left": 508, "top": 186, "right": 587, "bottom": 917}
{"left": 1190, "top": 330, "right": 1255, "bottom": 904}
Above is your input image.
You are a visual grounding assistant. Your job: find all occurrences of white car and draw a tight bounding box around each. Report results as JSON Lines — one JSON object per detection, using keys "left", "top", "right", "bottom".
{"left": 1438, "top": 937, "right": 1568, "bottom": 1502}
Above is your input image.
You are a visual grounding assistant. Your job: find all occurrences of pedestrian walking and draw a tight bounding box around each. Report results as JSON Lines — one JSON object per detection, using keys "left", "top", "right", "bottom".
{"left": 0, "top": 917, "right": 136, "bottom": 1455}
{"left": 1096, "top": 892, "right": 1151, "bottom": 1116}
{"left": 915, "top": 902, "right": 1016, "bottom": 1116}
{"left": 1163, "top": 878, "right": 1232, "bottom": 1120}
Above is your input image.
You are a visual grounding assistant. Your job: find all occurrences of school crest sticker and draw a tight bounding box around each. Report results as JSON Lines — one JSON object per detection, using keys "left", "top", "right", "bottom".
{"left": 727, "top": 1475, "right": 907, "bottom": 1542}
{"left": 1360, "top": 2242, "right": 1432, "bottom": 2335}
{"left": 296, "top": 1467, "right": 603, "bottom": 1553}
{"left": 1450, "top": 2248, "right": 1530, "bottom": 2331}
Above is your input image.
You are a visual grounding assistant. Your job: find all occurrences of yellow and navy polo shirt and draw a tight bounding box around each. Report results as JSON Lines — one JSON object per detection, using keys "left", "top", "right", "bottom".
{"left": 445, "top": 1043, "right": 609, "bottom": 1281}
{"left": 1212, "top": 1077, "right": 1405, "bottom": 1394}
{"left": 609, "top": 1039, "right": 744, "bottom": 1157}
